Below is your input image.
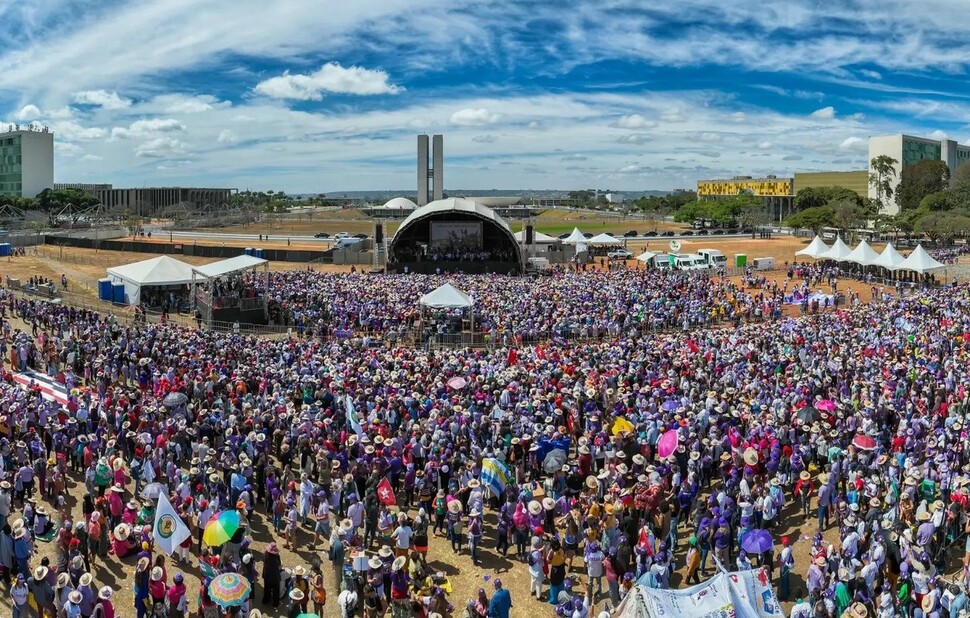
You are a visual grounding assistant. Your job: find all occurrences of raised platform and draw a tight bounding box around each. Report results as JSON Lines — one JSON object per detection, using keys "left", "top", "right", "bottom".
{"left": 387, "top": 260, "right": 520, "bottom": 275}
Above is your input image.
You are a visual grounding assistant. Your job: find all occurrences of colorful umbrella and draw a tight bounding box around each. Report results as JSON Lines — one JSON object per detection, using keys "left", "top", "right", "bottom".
{"left": 202, "top": 510, "right": 241, "bottom": 547}
{"left": 657, "top": 430, "right": 678, "bottom": 459}
{"left": 208, "top": 572, "right": 251, "bottom": 608}
{"left": 447, "top": 377, "right": 467, "bottom": 390}
{"left": 815, "top": 399, "right": 836, "bottom": 412}
{"left": 851, "top": 434, "right": 877, "bottom": 451}
{"left": 661, "top": 399, "right": 679, "bottom": 412}
{"left": 94, "top": 461, "right": 112, "bottom": 487}
{"left": 740, "top": 529, "right": 774, "bottom": 554}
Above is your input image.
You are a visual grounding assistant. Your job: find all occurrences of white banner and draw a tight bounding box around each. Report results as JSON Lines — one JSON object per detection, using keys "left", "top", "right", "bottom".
{"left": 153, "top": 493, "right": 191, "bottom": 556}
{"left": 618, "top": 569, "right": 782, "bottom": 618}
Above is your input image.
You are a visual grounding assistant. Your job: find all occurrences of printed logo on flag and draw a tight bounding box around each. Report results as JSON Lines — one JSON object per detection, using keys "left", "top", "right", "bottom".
{"left": 157, "top": 514, "right": 178, "bottom": 539}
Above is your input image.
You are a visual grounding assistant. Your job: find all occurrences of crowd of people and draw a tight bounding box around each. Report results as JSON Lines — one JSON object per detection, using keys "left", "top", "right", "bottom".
{"left": 0, "top": 263, "right": 970, "bottom": 618}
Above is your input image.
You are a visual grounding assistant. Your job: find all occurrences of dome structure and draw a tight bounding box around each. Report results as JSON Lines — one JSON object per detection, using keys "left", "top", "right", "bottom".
{"left": 380, "top": 197, "right": 418, "bottom": 210}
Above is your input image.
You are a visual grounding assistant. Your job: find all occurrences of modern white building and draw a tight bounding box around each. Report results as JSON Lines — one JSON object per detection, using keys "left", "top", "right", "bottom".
{"left": 0, "top": 125, "right": 54, "bottom": 198}
{"left": 868, "top": 134, "right": 970, "bottom": 215}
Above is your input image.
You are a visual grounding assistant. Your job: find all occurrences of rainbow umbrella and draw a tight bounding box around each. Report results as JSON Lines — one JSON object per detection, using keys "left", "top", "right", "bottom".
{"left": 208, "top": 572, "right": 251, "bottom": 608}
{"left": 202, "top": 510, "right": 241, "bottom": 547}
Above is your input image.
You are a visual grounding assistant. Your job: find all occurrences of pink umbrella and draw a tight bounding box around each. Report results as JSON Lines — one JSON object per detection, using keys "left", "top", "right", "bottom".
{"left": 447, "top": 377, "right": 467, "bottom": 390}
{"left": 815, "top": 400, "right": 836, "bottom": 412}
{"left": 851, "top": 434, "right": 876, "bottom": 451}
{"left": 657, "top": 430, "right": 679, "bottom": 459}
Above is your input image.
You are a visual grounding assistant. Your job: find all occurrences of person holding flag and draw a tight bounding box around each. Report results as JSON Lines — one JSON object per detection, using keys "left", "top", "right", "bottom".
{"left": 480, "top": 458, "right": 512, "bottom": 498}
{"left": 153, "top": 493, "right": 191, "bottom": 557}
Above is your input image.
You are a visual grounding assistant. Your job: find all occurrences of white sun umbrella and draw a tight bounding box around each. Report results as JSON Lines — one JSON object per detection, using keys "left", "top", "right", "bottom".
{"left": 636, "top": 250, "right": 657, "bottom": 263}
{"left": 794, "top": 235, "right": 830, "bottom": 259}
{"left": 818, "top": 237, "right": 852, "bottom": 261}
{"left": 844, "top": 239, "right": 880, "bottom": 266}
{"left": 899, "top": 244, "right": 946, "bottom": 274}
{"left": 872, "top": 243, "right": 906, "bottom": 271}
{"left": 562, "top": 227, "right": 587, "bottom": 244}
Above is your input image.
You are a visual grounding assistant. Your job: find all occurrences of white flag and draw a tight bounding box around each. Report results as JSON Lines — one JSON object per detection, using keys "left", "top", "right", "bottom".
{"left": 153, "top": 493, "right": 191, "bottom": 556}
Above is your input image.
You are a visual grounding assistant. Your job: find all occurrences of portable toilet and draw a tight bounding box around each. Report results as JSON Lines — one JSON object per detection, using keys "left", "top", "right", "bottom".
{"left": 244, "top": 247, "right": 253, "bottom": 256}
{"left": 98, "top": 278, "right": 113, "bottom": 301}
{"left": 0, "top": 243, "right": 11, "bottom": 257}
{"left": 255, "top": 248, "right": 264, "bottom": 259}
{"left": 735, "top": 254, "right": 747, "bottom": 268}
{"left": 111, "top": 282, "right": 126, "bottom": 304}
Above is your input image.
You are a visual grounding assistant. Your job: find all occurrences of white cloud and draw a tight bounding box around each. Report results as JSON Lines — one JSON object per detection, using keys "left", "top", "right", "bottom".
{"left": 617, "top": 134, "right": 651, "bottom": 144}
{"left": 617, "top": 164, "right": 642, "bottom": 173}
{"left": 449, "top": 108, "right": 500, "bottom": 126}
{"left": 55, "top": 142, "right": 83, "bottom": 156}
{"left": 14, "top": 104, "right": 42, "bottom": 120}
{"left": 928, "top": 129, "right": 949, "bottom": 141}
{"left": 135, "top": 137, "right": 187, "bottom": 158}
{"left": 162, "top": 95, "right": 228, "bottom": 114}
{"left": 756, "top": 140, "right": 773, "bottom": 149}
{"left": 839, "top": 136, "right": 867, "bottom": 152}
{"left": 660, "top": 107, "right": 687, "bottom": 123}
{"left": 73, "top": 90, "right": 132, "bottom": 110}
{"left": 859, "top": 69, "right": 882, "bottom": 80}
{"left": 810, "top": 106, "right": 836, "bottom": 119}
{"left": 561, "top": 154, "right": 587, "bottom": 161}
{"left": 111, "top": 118, "right": 186, "bottom": 139}
{"left": 610, "top": 114, "right": 656, "bottom": 129}
{"left": 80, "top": 154, "right": 103, "bottom": 162}
{"left": 217, "top": 129, "right": 237, "bottom": 144}
{"left": 471, "top": 134, "right": 497, "bottom": 143}
{"left": 698, "top": 132, "right": 722, "bottom": 142}
{"left": 254, "top": 62, "right": 403, "bottom": 100}
{"left": 52, "top": 120, "right": 106, "bottom": 140}
{"left": 730, "top": 112, "right": 747, "bottom": 122}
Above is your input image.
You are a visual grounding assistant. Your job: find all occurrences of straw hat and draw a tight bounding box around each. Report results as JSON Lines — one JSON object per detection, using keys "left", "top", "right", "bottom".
{"left": 916, "top": 511, "right": 931, "bottom": 522}
{"left": 585, "top": 476, "right": 598, "bottom": 490}
{"left": 742, "top": 448, "right": 759, "bottom": 466}
{"left": 799, "top": 471, "right": 811, "bottom": 481}
{"left": 528, "top": 500, "right": 542, "bottom": 516}
{"left": 151, "top": 567, "right": 164, "bottom": 582}
{"left": 249, "top": 611, "right": 263, "bottom": 618}
{"left": 136, "top": 556, "right": 150, "bottom": 572}
{"left": 57, "top": 572, "right": 71, "bottom": 588}
{"left": 921, "top": 595, "right": 935, "bottom": 614}
{"left": 289, "top": 589, "right": 305, "bottom": 602}
{"left": 339, "top": 518, "right": 354, "bottom": 532}
{"left": 68, "top": 591, "right": 83, "bottom": 604}
{"left": 99, "top": 587, "right": 114, "bottom": 600}
{"left": 467, "top": 479, "right": 480, "bottom": 489}
{"left": 447, "top": 500, "right": 462, "bottom": 514}
{"left": 813, "top": 556, "right": 826, "bottom": 567}
{"left": 369, "top": 557, "right": 382, "bottom": 570}
{"left": 542, "top": 497, "right": 556, "bottom": 511}
{"left": 33, "top": 565, "right": 49, "bottom": 580}
{"left": 80, "top": 573, "right": 93, "bottom": 587}
{"left": 392, "top": 556, "right": 407, "bottom": 571}
{"left": 114, "top": 523, "right": 131, "bottom": 541}
{"left": 292, "top": 565, "right": 307, "bottom": 577}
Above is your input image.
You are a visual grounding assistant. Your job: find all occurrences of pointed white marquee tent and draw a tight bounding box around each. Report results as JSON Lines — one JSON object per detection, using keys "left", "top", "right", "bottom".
{"left": 872, "top": 243, "right": 906, "bottom": 271}
{"left": 636, "top": 250, "right": 657, "bottom": 263}
{"left": 818, "top": 237, "right": 852, "bottom": 261}
{"left": 899, "top": 245, "right": 945, "bottom": 274}
{"left": 794, "top": 235, "right": 830, "bottom": 259}
{"left": 562, "top": 228, "right": 587, "bottom": 244}
{"left": 106, "top": 255, "right": 195, "bottom": 305}
{"left": 844, "top": 239, "right": 880, "bottom": 266}
{"left": 419, "top": 282, "right": 475, "bottom": 332}
{"left": 587, "top": 232, "right": 622, "bottom": 245}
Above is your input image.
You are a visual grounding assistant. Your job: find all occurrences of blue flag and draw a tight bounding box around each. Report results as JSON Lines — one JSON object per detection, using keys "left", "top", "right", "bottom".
{"left": 481, "top": 458, "right": 512, "bottom": 497}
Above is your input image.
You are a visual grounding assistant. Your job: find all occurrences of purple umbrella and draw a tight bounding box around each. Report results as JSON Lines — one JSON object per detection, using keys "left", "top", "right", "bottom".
{"left": 740, "top": 529, "right": 774, "bottom": 554}
{"left": 661, "top": 400, "right": 679, "bottom": 412}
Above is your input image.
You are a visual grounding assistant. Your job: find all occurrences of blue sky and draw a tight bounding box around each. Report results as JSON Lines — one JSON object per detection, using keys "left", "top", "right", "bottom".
{"left": 1, "top": 0, "right": 969, "bottom": 193}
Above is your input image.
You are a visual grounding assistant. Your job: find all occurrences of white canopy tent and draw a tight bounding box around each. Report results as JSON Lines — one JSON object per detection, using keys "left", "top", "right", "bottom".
{"left": 818, "top": 237, "right": 852, "bottom": 261}
{"left": 794, "top": 235, "right": 830, "bottom": 259}
{"left": 844, "top": 239, "right": 880, "bottom": 266}
{"left": 191, "top": 254, "right": 268, "bottom": 279}
{"left": 419, "top": 283, "right": 473, "bottom": 309}
{"left": 106, "top": 256, "right": 195, "bottom": 305}
{"left": 899, "top": 245, "right": 945, "bottom": 274}
{"left": 872, "top": 243, "right": 906, "bottom": 271}
{"left": 587, "top": 232, "right": 622, "bottom": 245}
{"left": 636, "top": 250, "right": 657, "bottom": 263}
{"left": 513, "top": 229, "right": 557, "bottom": 244}
{"left": 562, "top": 228, "right": 587, "bottom": 244}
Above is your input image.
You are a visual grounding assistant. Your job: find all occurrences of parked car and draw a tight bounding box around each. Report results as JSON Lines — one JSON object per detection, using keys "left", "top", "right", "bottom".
{"left": 334, "top": 232, "right": 351, "bottom": 240}
{"left": 682, "top": 231, "right": 694, "bottom": 236}
{"left": 353, "top": 233, "right": 368, "bottom": 239}
{"left": 740, "top": 227, "right": 754, "bottom": 234}
{"left": 313, "top": 232, "right": 330, "bottom": 238}
{"left": 696, "top": 229, "right": 709, "bottom": 235}
{"left": 644, "top": 231, "right": 657, "bottom": 237}
{"left": 623, "top": 230, "right": 638, "bottom": 237}
{"left": 607, "top": 249, "right": 633, "bottom": 260}
{"left": 712, "top": 229, "right": 725, "bottom": 235}
{"left": 558, "top": 233, "right": 570, "bottom": 239}
{"left": 661, "top": 231, "right": 675, "bottom": 237}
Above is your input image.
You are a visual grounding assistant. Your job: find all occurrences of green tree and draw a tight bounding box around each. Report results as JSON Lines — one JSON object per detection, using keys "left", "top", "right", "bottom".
{"left": 784, "top": 206, "right": 835, "bottom": 235}
{"left": 919, "top": 191, "right": 956, "bottom": 212}
{"left": 831, "top": 198, "right": 867, "bottom": 235}
{"left": 672, "top": 200, "right": 711, "bottom": 223}
{"left": 951, "top": 161, "right": 970, "bottom": 207}
{"left": 913, "top": 211, "right": 970, "bottom": 244}
{"left": 793, "top": 186, "right": 862, "bottom": 211}
{"left": 897, "top": 159, "right": 950, "bottom": 211}
{"left": 868, "top": 155, "right": 898, "bottom": 211}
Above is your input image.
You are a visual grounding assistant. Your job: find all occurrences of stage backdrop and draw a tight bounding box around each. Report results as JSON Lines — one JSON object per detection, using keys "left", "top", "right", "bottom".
{"left": 431, "top": 221, "right": 483, "bottom": 249}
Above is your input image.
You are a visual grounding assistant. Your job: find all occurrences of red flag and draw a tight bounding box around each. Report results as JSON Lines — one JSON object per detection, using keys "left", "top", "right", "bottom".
{"left": 377, "top": 477, "right": 396, "bottom": 505}
{"left": 533, "top": 345, "right": 546, "bottom": 361}
{"left": 687, "top": 339, "right": 699, "bottom": 354}
{"left": 507, "top": 349, "right": 518, "bottom": 365}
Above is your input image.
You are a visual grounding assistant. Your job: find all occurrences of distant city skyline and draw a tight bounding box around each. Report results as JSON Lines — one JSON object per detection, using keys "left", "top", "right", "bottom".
{"left": 1, "top": 1, "right": 969, "bottom": 193}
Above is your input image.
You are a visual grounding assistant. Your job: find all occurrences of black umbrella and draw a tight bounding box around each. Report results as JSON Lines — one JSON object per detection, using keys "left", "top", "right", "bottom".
{"left": 793, "top": 406, "right": 821, "bottom": 426}
{"left": 162, "top": 392, "right": 188, "bottom": 408}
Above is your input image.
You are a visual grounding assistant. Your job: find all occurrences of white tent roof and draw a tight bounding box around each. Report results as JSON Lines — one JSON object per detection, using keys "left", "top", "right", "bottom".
{"left": 562, "top": 227, "right": 587, "bottom": 244}
{"left": 844, "top": 239, "right": 880, "bottom": 266}
{"left": 513, "top": 230, "right": 557, "bottom": 243}
{"left": 794, "top": 235, "right": 830, "bottom": 259}
{"left": 636, "top": 250, "right": 657, "bottom": 263}
{"left": 192, "top": 254, "right": 268, "bottom": 279}
{"left": 419, "top": 283, "right": 473, "bottom": 309}
{"left": 379, "top": 197, "right": 418, "bottom": 210}
{"left": 818, "top": 237, "right": 852, "bottom": 261}
{"left": 900, "top": 245, "right": 946, "bottom": 273}
{"left": 872, "top": 243, "right": 907, "bottom": 270}
{"left": 587, "top": 232, "right": 622, "bottom": 245}
{"left": 106, "top": 255, "right": 195, "bottom": 286}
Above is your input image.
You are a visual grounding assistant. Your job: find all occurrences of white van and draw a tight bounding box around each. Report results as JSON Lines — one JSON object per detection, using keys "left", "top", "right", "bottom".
{"left": 697, "top": 249, "right": 727, "bottom": 268}
{"left": 335, "top": 237, "right": 364, "bottom": 249}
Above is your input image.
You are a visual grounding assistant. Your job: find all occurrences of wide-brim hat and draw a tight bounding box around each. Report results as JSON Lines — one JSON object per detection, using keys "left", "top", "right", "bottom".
{"left": 151, "top": 567, "right": 164, "bottom": 581}
{"left": 136, "top": 556, "right": 150, "bottom": 572}
{"left": 114, "top": 523, "right": 131, "bottom": 540}
{"left": 68, "top": 590, "right": 83, "bottom": 604}
{"left": 814, "top": 556, "right": 826, "bottom": 567}
{"left": 542, "top": 497, "right": 556, "bottom": 511}
{"left": 379, "top": 545, "right": 394, "bottom": 558}
{"left": 34, "top": 565, "right": 49, "bottom": 580}
{"left": 447, "top": 500, "right": 462, "bottom": 514}
{"left": 369, "top": 557, "right": 382, "bottom": 570}
{"left": 392, "top": 556, "right": 407, "bottom": 571}
{"left": 528, "top": 500, "right": 542, "bottom": 515}
{"left": 80, "top": 572, "right": 93, "bottom": 587}
{"left": 57, "top": 572, "right": 71, "bottom": 588}
{"left": 467, "top": 479, "right": 480, "bottom": 489}
{"left": 742, "top": 448, "right": 759, "bottom": 466}
{"left": 292, "top": 565, "right": 307, "bottom": 576}
{"left": 585, "top": 476, "right": 598, "bottom": 490}
{"left": 339, "top": 518, "right": 354, "bottom": 531}
{"left": 289, "top": 589, "right": 305, "bottom": 601}
{"left": 99, "top": 587, "right": 114, "bottom": 600}
{"left": 799, "top": 471, "right": 811, "bottom": 481}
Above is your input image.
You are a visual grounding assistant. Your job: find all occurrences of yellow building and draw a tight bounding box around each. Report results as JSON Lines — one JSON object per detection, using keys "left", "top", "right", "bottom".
{"left": 696, "top": 176, "right": 793, "bottom": 198}
{"left": 792, "top": 170, "right": 868, "bottom": 198}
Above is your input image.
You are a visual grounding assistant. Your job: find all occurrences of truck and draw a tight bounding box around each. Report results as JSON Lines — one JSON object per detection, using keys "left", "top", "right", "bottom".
{"left": 696, "top": 249, "right": 727, "bottom": 269}
{"left": 651, "top": 253, "right": 672, "bottom": 269}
